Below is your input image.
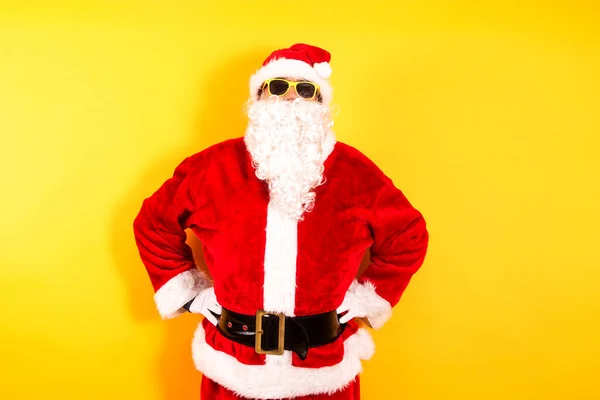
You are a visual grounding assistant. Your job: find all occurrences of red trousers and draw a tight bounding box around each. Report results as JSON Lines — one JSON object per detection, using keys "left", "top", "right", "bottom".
{"left": 200, "top": 375, "right": 361, "bottom": 400}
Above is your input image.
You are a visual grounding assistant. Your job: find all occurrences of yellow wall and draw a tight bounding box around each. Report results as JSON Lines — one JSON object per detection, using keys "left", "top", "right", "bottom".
{"left": 1, "top": 1, "right": 599, "bottom": 399}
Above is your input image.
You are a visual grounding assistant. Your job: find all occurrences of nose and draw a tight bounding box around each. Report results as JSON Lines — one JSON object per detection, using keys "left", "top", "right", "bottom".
{"left": 282, "top": 85, "right": 300, "bottom": 101}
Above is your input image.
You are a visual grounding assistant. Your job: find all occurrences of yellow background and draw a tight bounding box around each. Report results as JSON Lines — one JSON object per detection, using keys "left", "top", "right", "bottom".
{"left": 1, "top": 1, "right": 599, "bottom": 399}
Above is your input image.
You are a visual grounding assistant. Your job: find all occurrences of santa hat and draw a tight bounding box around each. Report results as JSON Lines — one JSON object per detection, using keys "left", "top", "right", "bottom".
{"left": 249, "top": 43, "right": 333, "bottom": 105}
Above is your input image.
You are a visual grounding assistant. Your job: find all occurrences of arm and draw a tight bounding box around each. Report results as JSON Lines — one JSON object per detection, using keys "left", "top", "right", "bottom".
{"left": 341, "top": 177, "right": 429, "bottom": 329}
{"left": 133, "top": 155, "right": 213, "bottom": 319}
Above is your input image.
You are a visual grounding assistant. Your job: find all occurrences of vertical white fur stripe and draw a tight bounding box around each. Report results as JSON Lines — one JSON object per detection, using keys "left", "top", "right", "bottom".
{"left": 192, "top": 324, "right": 375, "bottom": 399}
{"left": 262, "top": 201, "right": 299, "bottom": 365}
{"left": 153, "top": 268, "right": 212, "bottom": 319}
{"left": 262, "top": 202, "right": 298, "bottom": 316}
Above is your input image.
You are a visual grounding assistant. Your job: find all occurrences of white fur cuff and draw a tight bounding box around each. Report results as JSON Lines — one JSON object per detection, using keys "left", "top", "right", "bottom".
{"left": 348, "top": 279, "right": 393, "bottom": 329}
{"left": 153, "top": 268, "right": 212, "bottom": 319}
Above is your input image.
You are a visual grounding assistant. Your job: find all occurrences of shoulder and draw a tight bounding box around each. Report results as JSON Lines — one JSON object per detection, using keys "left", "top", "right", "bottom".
{"left": 181, "top": 137, "right": 247, "bottom": 172}
{"left": 331, "top": 141, "right": 391, "bottom": 186}
{"left": 332, "top": 141, "right": 421, "bottom": 214}
{"left": 187, "top": 137, "right": 245, "bottom": 162}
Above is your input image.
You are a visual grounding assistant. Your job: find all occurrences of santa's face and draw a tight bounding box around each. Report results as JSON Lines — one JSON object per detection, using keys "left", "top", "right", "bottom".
{"left": 244, "top": 80, "right": 333, "bottom": 221}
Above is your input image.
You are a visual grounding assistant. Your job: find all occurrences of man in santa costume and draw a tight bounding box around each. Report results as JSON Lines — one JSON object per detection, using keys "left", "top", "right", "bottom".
{"left": 133, "top": 43, "right": 429, "bottom": 399}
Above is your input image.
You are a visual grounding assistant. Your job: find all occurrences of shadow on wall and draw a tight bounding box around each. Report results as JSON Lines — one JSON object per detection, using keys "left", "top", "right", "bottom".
{"left": 110, "top": 48, "right": 268, "bottom": 399}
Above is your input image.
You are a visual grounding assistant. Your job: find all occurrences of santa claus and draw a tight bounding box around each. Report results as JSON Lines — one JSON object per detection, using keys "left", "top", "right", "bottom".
{"left": 133, "top": 43, "right": 429, "bottom": 399}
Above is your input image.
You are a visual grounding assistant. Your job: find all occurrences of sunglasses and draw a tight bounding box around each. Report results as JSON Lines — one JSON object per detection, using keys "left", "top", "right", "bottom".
{"left": 262, "top": 78, "right": 320, "bottom": 100}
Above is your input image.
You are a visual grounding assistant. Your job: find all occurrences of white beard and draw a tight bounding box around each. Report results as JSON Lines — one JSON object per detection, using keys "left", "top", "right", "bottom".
{"left": 244, "top": 97, "right": 334, "bottom": 221}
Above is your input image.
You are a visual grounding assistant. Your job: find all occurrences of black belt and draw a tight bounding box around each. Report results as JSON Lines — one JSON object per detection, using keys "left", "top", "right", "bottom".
{"left": 216, "top": 308, "right": 344, "bottom": 360}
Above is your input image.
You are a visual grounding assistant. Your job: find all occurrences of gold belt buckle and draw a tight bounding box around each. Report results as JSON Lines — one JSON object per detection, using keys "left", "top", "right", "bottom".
{"left": 255, "top": 310, "right": 285, "bottom": 356}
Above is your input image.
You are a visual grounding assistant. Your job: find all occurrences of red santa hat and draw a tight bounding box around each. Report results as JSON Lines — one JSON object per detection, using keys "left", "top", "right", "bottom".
{"left": 249, "top": 43, "right": 333, "bottom": 105}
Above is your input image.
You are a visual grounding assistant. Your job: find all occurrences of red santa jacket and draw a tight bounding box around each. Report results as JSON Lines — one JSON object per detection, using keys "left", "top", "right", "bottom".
{"left": 133, "top": 136, "right": 429, "bottom": 399}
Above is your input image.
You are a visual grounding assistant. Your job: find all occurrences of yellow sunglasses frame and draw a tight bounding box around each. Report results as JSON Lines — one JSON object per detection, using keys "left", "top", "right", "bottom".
{"left": 262, "top": 78, "right": 320, "bottom": 100}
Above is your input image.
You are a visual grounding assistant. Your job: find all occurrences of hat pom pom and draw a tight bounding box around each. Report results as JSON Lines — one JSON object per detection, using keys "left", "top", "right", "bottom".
{"left": 314, "top": 62, "right": 332, "bottom": 79}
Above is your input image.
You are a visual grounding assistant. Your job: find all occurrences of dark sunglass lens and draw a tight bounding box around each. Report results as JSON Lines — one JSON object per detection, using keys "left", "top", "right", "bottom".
{"left": 296, "top": 83, "right": 316, "bottom": 98}
{"left": 269, "top": 80, "right": 289, "bottom": 95}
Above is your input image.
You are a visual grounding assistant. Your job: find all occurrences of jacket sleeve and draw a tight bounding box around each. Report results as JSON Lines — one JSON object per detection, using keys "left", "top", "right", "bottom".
{"left": 351, "top": 176, "right": 429, "bottom": 329}
{"left": 133, "top": 155, "right": 212, "bottom": 319}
